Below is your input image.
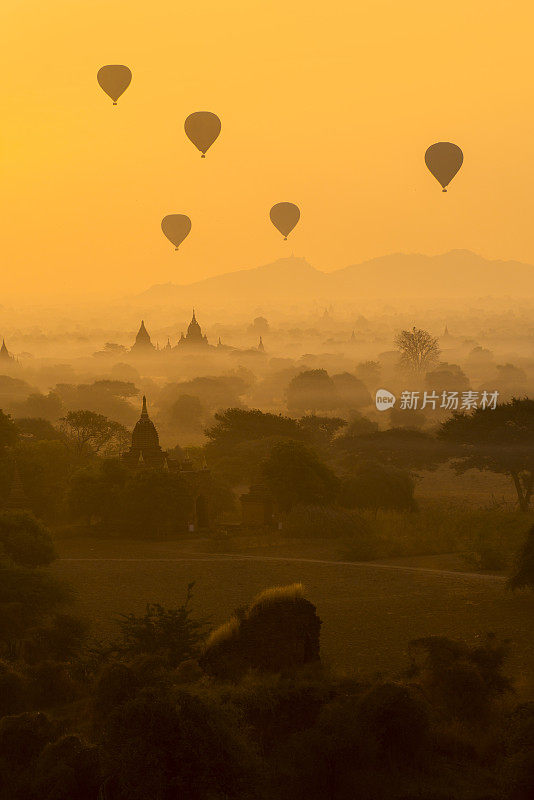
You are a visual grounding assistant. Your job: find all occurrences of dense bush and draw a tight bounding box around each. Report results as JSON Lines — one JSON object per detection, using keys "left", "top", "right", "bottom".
{"left": 0, "top": 711, "right": 56, "bottom": 767}
{"left": 0, "top": 661, "right": 27, "bottom": 717}
{"left": 68, "top": 460, "right": 195, "bottom": 538}
{"left": 100, "top": 694, "right": 262, "bottom": 800}
{"left": 92, "top": 662, "right": 139, "bottom": 726}
{"left": 509, "top": 524, "right": 534, "bottom": 590}
{"left": 339, "top": 463, "right": 417, "bottom": 513}
{"left": 27, "top": 660, "right": 80, "bottom": 707}
{"left": 283, "top": 504, "right": 373, "bottom": 542}
{"left": 356, "top": 681, "right": 430, "bottom": 763}
{"left": 0, "top": 565, "right": 72, "bottom": 658}
{"left": 0, "top": 573, "right": 532, "bottom": 800}
{"left": 407, "top": 634, "right": 513, "bottom": 722}
{"left": 201, "top": 584, "right": 321, "bottom": 679}
{"left": 34, "top": 735, "right": 101, "bottom": 800}
{"left": 0, "top": 511, "right": 56, "bottom": 567}
{"left": 24, "top": 613, "right": 89, "bottom": 663}
{"left": 112, "top": 583, "right": 208, "bottom": 667}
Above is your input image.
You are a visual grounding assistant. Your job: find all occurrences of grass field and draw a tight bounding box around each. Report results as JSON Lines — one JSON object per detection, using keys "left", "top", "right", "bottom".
{"left": 53, "top": 538, "right": 534, "bottom": 698}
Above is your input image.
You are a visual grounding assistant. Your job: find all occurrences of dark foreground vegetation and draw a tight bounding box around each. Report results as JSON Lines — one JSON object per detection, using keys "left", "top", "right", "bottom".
{"left": 1, "top": 513, "right": 533, "bottom": 800}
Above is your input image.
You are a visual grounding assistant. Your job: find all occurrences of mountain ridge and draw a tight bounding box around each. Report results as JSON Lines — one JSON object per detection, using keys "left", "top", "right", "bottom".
{"left": 138, "top": 251, "right": 534, "bottom": 305}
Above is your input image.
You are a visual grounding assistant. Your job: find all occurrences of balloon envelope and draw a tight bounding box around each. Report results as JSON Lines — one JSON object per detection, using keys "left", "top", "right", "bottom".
{"left": 270, "top": 202, "right": 300, "bottom": 239}
{"left": 97, "top": 65, "right": 132, "bottom": 104}
{"left": 425, "top": 142, "right": 463, "bottom": 191}
{"left": 184, "top": 112, "right": 221, "bottom": 156}
{"left": 161, "top": 215, "right": 192, "bottom": 250}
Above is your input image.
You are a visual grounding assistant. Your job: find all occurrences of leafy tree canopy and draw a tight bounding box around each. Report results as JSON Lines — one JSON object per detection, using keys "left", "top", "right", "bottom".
{"left": 339, "top": 463, "right": 417, "bottom": 513}
{"left": 262, "top": 440, "right": 338, "bottom": 513}
{"left": 60, "top": 410, "right": 129, "bottom": 458}
{"left": 440, "top": 398, "right": 534, "bottom": 511}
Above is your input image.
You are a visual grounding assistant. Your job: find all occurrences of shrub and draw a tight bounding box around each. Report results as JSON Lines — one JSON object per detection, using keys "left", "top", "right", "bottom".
{"left": 92, "top": 662, "right": 138, "bottom": 726}
{"left": 509, "top": 748, "right": 534, "bottom": 800}
{"left": 112, "top": 583, "right": 208, "bottom": 667}
{"left": 0, "top": 661, "right": 27, "bottom": 717}
{"left": 228, "top": 672, "right": 331, "bottom": 753}
{"left": 356, "top": 681, "right": 430, "bottom": 763}
{"left": 100, "top": 693, "right": 262, "bottom": 800}
{"left": 509, "top": 524, "right": 534, "bottom": 590}
{"left": 0, "top": 566, "right": 72, "bottom": 656}
{"left": 506, "top": 702, "right": 534, "bottom": 753}
{"left": 339, "top": 463, "right": 417, "bottom": 513}
{"left": 277, "top": 682, "right": 429, "bottom": 800}
{"left": 35, "top": 735, "right": 101, "bottom": 800}
{"left": 25, "top": 613, "right": 89, "bottom": 663}
{"left": 27, "top": 660, "right": 79, "bottom": 707}
{"left": 0, "top": 511, "right": 56, "bottom": 567}
{"left": 408, "top": 635, "right": 513, "bottom": 722}
{"left": 283, "top": 504, "right": 374, "bottom": 547}
{"left": 200, "top": 584, "right": 322, "bottom": 679}
{"left": 0, "top": 711, "right": 56, "bottom": 767}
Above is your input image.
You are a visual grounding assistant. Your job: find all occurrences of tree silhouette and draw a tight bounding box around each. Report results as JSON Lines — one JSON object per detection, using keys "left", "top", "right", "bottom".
{"left": 60, "top": 410, "right": 129, "bottom": 458}
{"left": 395, "top": 326, "right": 440, "bottom": 375}
{"left": 286, "top": 369, "right": 339, "bottom": 414}
{"left": 509, "top": 525, "right": 534, "bottom": 590}
{"left": 440, "top": 398, "right": 534, "bottom": 511}
{"left": 262, "top": 440, "right": 338, "bottom": 512}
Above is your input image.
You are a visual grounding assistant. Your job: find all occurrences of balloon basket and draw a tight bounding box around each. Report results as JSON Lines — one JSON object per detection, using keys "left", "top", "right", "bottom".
{"left": 201, "top": 154, "right": 206, "bottom": 158}
{"left": 442, "top": 188, "right": 447, "bottom": 192}
{"left": 113, "top": 102, "right": 117, "bottom": 106}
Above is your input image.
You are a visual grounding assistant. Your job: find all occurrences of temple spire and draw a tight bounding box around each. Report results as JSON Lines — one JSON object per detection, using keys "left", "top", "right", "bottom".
{"left": 131, "top": 320, "right": 155, "bottom": 352}
{"left": 141, "top": 395, "right": 148, "bottom": 417}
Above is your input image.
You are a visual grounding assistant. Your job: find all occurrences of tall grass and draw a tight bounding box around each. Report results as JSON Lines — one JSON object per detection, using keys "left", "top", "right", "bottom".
{"left": 283, "top": 502, "right": 533, "bottom": 567}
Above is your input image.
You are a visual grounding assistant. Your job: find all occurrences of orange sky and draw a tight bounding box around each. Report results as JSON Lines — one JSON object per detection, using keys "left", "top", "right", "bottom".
{"left": 2, "top": 0, "right": 534, "bottom": 300}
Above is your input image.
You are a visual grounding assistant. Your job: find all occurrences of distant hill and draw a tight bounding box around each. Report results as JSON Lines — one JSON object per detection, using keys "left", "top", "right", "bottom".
{"left": 138, "top": 251, "right": 534, "bottom": 306}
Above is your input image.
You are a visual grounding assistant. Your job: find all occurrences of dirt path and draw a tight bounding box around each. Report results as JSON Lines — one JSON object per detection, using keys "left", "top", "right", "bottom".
{"left": 59, "top": 552, "right": 506, "bottom": 582}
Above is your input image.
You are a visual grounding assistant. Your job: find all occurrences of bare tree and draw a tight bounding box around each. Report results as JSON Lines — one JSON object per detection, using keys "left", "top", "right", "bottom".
{"left": 394, "top": 326, "right": 440, "bottom": 375}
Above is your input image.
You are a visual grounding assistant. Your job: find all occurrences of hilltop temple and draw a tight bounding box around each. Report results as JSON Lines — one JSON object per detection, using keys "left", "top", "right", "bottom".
{"left": 121, "top": 396, "right": 211, "bottom": 529}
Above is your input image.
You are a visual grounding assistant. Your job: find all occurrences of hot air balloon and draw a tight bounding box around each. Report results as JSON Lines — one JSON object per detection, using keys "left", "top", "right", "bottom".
{"left": 97, "top": 65, "right": 132, "bottom": 105}
{"left": 184, "top": 112, "right": 221, "bottom": 157}
{"left": 161, "top": 215, "right": 192, "bottom": 250}
{"left": 270, "top": 202, "right": 300, "bottom": 240}
{"left": 425, "top": 142, "right": 463, "bottom": 192}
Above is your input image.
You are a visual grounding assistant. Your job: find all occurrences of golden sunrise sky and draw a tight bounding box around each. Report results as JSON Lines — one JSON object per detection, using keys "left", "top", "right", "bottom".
{"left": 2, "top": 0, "right": 533, "bottom": 299}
